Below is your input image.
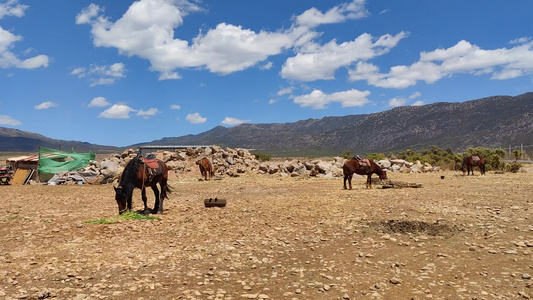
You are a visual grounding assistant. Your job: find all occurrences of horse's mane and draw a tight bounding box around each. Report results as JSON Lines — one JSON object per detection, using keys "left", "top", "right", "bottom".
{"left": 117, "top": 157, "right": 143, "bottom": 198}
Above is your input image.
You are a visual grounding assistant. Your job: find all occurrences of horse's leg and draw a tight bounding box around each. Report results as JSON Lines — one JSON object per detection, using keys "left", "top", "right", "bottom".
{"left": 366, "top": 174, "right": 371, "bottom": 189}
{"left": 343, "top": 175, "right": 348, "bottom": 189}
{"left": 158, "top": 182, "right": 167, "bottom": 212}
{"left": 127, "top": 194, "right": 132, "bottom": 211}
{"left": 141, "top": 187, "right": 150, "bottom": 214}
{"left": 151, "top": 185, "right": 160, "bottom": 214}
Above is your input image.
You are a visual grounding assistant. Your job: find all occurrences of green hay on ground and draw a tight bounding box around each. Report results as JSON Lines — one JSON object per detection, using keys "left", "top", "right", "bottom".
{"left": 85, "top": 211, "right": 157, "bottom": 224}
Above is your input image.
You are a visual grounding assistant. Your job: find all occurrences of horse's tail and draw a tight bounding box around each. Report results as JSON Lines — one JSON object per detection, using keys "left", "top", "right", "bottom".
{"left": 164, "top": 183, "right": 172, "bottom": 195}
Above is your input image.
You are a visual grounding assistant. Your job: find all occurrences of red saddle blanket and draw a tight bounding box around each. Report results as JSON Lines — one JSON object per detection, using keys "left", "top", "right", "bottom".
{"left": 141, "top": 158, "right": 160, "bottom": 169}
{"left": 358, "top": 159, "right": 370, "bottom": 167}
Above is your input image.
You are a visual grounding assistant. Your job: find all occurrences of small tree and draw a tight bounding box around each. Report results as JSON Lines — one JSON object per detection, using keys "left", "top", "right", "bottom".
{"left": 512, "top": 149, "right": 522, "bottom": 161}
{"left": 494, "top": 149, "right": 506, "bottom": 171}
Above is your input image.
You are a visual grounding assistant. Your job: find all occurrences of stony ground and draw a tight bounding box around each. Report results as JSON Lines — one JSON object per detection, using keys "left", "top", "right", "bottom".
{"left": 0, "top": 169, "right": 532, "bottom": 300}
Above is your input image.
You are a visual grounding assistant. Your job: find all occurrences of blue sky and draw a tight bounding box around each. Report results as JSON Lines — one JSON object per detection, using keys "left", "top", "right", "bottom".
{"left": 0, "top": 0, "right": 532, "bottom": 147}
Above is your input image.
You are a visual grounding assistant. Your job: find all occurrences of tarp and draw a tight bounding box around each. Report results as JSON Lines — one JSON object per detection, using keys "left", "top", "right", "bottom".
{"left": 38, "top": 146, "right": 95, "bottom": 174}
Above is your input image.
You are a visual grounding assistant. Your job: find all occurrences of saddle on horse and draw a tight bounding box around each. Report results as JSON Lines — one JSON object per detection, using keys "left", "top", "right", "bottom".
{"left": 355, "top": 156, "right": 370, "bottom": 173}
{"left": 141, "top": 157, "right": 163, "bottom": 183}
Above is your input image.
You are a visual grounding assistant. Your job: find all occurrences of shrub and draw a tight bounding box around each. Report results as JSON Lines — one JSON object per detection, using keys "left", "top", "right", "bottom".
{"left": 252, "top": 152, "right": 271, "bottom": 162}
{"left": 340, "top": 150, "right": 352, "bottom": 159}
{"left": 505, "top": 161, "right": 522, "bottom": 173}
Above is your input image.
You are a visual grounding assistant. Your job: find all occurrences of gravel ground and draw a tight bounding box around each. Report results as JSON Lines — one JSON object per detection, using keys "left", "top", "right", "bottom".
{"left": 0, "top": 170, "right": 532, "bottom": 299}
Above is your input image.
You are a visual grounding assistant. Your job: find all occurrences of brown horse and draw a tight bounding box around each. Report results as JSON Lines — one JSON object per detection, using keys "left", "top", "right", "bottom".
{"left": 462, "top": 155, "right": 486, "bottom": 175}
{"left": 114, "top": 157, "right": 171, "bottom": 214}
{"left": 196, "top": 157, "right": 213, "bottom": 180}
{"left": 343, "top": 157, "right": 387, "bottom": 189}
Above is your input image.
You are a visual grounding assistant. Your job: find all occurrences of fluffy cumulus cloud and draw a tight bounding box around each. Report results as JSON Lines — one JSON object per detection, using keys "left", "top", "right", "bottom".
{"left": 137, "top": 108, "right": 160, "bottom": 119}
{"left": 281, "top": 32, "right": 408, "bottom": 81}
{"left": 0, "top": 114, "right": 21, "bottom": 126}
{"left": 221, "top": 117, "right": 250, "bottom": 126}
{"left": 185, "top": 112, "right": 206, "bottom": 124}
{"left": 88, "top": 96, "right": 110, "bottom": 107}
{"left": 71, "top": 63, "right": 126, "bottom": 86}
{"left": 0, "top": 1, "right": 49, "bottom": 69}
{"left": 34, "top": 101, "right": 58, "bottom": 110}
{"left": 74, "top": 0, "right": 533, "bottom": 95}
{"left": 170, "top": 104, "right": 181, "bottom": 110}
{"left": 294, "top": 0, "right": 368, "bottom": 27}
{"left": 348, "top": 39, "right": 533, "bottom": 88}
{"left": 388, "top": 97, "right": 407, "bottom": 107}
{"left": 75, "top": 0, "right": 374, "bottom": 80}
{"left": 293, "top": 89, "right": 370, "bottom": 109}
{"left": 389, "top": 91, "right": 424, "bottom": 107}
{"left": 99, "top": 104, "right": 136, "bottom": 119}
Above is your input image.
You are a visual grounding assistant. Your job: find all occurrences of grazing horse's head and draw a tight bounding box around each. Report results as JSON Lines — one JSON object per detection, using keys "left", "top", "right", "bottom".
{"left": 114, "top": 185, "right": 128, "bottom": 214}
{"left": 379, "top": 170, "right": 387, "bottom": 180}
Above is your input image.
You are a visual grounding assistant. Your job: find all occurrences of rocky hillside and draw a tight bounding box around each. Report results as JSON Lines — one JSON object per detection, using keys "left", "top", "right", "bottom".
{"left": 145, "top": 92, "right": 533, "bottom": 155}
{"left": 2, "top": 92, "right": 532, "bottom": 155}
{"left": 0, "top": 127, "right": 118, "bottom": 153}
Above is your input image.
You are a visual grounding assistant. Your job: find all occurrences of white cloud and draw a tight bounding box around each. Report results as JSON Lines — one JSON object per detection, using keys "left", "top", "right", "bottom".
{"left": 0, "top": 27, "right": 49, "bottom": 69}
{"left": 170, "top": 104, "right": 181, "bottom": 110}
{"left": 88, "top": 96, "right": 110, "bottom": 107}
{"left": 0, "top": 0, "right": 28, "bottom": 19}
{"left": 294, "top": 0, "right": 368, "bottom": 27}
{"left": 221, "top": 117, "right": 250, "bottom": 126}
{"left": 185, "top": 112, "right": 206, "bottom": 124}
{"left": 99, "top": 104, "right": 136, "bottom": 119}
{"left": 259, "top": 61, "right": 273, "bottom": 71}
{"left": 137, "top": 108, "right": 160, "bottom": 119}
{"left": 74, "top": 3, "right": 101, "bottom": 25}
{"left": 388, "top": 97, "right": 407, "bottom": 107}
{"left": 293, "top": 89, "right": 370, "bottom": 109}
{"left": 76, "top": 0, "right": 373, "bottom": 80}
{"left": 0, "top": 114, "right": 21, "bottom": 126}
{"left": 277, "top": 87, "right": 292, "bottom": 96}
{"left": 71, "top": 63, "right": 126, "bottom": 86}
{"left": 412, "top": 100, "right": 424, "bottom": 106}
{"left": 269, "top": 99, "right": 277, "bottom": 104}
{"left": 510, "top": 37, "right": 531, "bottom": 45}
{"left": 409, "top": 91, "right": 421, "bottom": 99}
{"left": 0, "top": 1, "right": 49, "bottom": 70}
{"left": 281, "top": 32, "right": 408, "bottom": 81}
{"left": 34, "top": 101, "right": 58, "bottom": 110}
{"left": 348, "top": 39, "right": 533, "bottom": 88}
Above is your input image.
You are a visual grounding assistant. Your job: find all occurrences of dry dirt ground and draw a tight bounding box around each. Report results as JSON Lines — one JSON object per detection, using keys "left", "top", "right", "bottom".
{"left": 0, "top": 169, "right": 532, "bottom": 300}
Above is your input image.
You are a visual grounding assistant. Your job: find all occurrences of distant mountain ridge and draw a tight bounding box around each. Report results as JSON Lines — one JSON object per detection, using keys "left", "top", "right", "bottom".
{"left": 142, "top": 92, "right": 533, "bottom": 155}
{"left": 2, "top": 92, "right": 532, "bottom": 155}
{"left": 0, "top": 127, "right": 118, "bottom": 153}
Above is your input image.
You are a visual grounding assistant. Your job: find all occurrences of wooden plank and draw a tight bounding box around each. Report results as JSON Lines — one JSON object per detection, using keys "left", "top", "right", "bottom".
{"left": 11, "top": 169, "right": 30, "bottom": 185}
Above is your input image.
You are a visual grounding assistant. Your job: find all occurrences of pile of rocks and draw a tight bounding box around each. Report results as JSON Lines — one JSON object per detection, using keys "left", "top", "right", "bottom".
{"left": 71, "top": 147, "right": 443, "bottom": 185}
{"left": 376, "top": 159, "right": 442, "bottom": 173}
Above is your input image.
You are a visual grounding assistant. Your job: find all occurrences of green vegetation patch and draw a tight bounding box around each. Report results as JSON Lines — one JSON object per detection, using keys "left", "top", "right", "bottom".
{"left": 85, "top": 211, "right": 157, "bottom": 224}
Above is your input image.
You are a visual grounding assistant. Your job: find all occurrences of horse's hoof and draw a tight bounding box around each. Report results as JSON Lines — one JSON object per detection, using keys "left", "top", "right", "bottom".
{"left": 143, "top": 209, "right": 151, "bottom": 215}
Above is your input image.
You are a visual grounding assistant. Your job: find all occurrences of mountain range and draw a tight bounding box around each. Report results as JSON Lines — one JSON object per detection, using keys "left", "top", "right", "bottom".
{"left": 1, "top": 92, "right": 532, "bottom": 156}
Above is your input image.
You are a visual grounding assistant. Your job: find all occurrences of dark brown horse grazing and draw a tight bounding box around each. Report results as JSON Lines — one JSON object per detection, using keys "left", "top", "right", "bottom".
{"left": 343, "top": 157, "right": 387, "bottom": 189}
{"left": 114, "top": 157, "right": 171, "bottom": 214}
{"left": 462, "top": 155, "right": 486, "bottom": 175}
{"left": 196, "top": 157, "right": 213, "bottom": 180}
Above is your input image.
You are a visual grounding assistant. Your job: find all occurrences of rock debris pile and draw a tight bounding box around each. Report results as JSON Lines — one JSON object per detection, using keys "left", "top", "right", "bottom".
{"left": 65, "top": 147, "right": 444, "bottom": 185}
